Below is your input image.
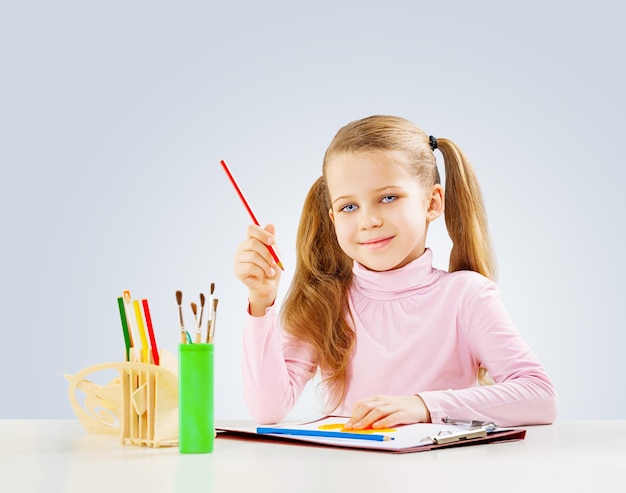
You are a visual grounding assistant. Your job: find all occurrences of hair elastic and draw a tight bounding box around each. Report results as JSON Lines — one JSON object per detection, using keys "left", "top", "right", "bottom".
{"left": 429, "top": 135, "right": 438, "bottom": 151}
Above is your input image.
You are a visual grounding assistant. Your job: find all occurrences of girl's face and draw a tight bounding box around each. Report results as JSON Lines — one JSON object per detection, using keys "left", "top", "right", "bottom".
{"left": 326, "top": 150, "right": 443, "bottom": 272}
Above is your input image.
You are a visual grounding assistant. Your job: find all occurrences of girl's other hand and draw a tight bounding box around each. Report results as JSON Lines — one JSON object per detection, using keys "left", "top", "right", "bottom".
{"left": 343, "top": 395, "right": 431, "bottom": 430}
{"left": 234, "top": 223, "right": 282, "bottom": 316}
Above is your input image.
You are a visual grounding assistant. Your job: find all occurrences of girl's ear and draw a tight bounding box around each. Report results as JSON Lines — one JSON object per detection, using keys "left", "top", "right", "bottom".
{"left": 426, "top": 184, "right": 444, "bottom": 222}
{"left": 329, "top": 208, "right": 335, "bottom": 224}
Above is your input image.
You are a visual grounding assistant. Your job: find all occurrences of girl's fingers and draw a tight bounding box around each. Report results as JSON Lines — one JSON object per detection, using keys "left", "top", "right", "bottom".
{"left": 233, "top": 224, "right": 282, "bottom": 309}
{"left": 235, "top": 248, "right": 275, "bottom": 281}
{"left": 345, "top": 397, "right": 385, "bottom": 429}
{"left": 238, "top": 241, "right": 276, "bottom": 274}
{"left": 242, "top": 225, "right": 279, "bottom": 267}
{"left": 345, "top": 395, "right": 430, "bottom": 429}
{"left": 247, "top": 224, "right": 277, "bottom": 247}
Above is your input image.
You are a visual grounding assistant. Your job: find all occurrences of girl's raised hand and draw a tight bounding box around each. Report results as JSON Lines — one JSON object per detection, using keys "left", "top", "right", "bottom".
{"left": 343, "top": 395, "right": 431, "bottom": 430}
{"left": 234, "top": 223, "right": 282, "bottom": 316}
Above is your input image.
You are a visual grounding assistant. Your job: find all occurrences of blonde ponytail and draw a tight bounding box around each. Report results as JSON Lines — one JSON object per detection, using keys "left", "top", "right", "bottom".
{"left": 437, "top": 138, "right": 497, "bottom": 281}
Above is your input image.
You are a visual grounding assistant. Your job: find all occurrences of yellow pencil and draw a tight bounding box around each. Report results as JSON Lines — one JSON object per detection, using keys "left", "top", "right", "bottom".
{"left": 133, "top": 299, "right": 150, "bottom": 363}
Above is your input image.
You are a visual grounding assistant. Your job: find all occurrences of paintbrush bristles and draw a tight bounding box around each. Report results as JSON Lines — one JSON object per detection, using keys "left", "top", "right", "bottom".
{"left": 175, "top": 290, "right": 184, "bottom": 326}
{"left": 176, "top": 290, "right": 186, "bottom": 343}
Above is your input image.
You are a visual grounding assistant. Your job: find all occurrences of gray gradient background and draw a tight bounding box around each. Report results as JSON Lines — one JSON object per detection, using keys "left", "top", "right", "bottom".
{"left": 1, "top": 1, "right": 623, "bottom": 421}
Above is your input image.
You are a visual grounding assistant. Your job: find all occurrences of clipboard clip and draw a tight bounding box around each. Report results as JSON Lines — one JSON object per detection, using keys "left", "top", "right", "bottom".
{"left": 424, "top": 427, "right": 488, "bottom": 445}
{"left": 421, "top": 417, "right": 499, "bottom": 445}
{"left": 442, "top": 417, "right": 498, "bottom": 431}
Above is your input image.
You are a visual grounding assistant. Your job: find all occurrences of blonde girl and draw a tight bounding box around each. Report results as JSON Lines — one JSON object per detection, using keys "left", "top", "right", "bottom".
{"left": 234, "top": 115, "right": 557, "bottom": 428}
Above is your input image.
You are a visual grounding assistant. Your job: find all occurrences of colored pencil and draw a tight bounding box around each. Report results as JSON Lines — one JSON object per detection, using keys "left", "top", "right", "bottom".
{"left": 132, "top": 300, "right": 150, "bottom": 363}
{"left": 117, "top": 296, "right": 131, "bottom": 362}
{"left": 256, "top": 427, "right": 394, "bottom": 442}
{"left": 219, "top": 159, "right": 284, "bottom": 270}
{"left": 142, "top": 299, "right": 160, "bottom": 365}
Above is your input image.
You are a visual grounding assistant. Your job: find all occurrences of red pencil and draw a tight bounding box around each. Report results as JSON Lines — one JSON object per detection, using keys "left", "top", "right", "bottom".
{"left": 141, "top": 298, "right": 160, "bottom": 365}
{"left": 220, "top": 159, "right": 284, "bottom": 270}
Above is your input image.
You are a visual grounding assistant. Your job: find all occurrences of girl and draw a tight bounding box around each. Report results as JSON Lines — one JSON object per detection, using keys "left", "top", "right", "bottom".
{"left": 234, "top": 115, "right": 557, "bottom": 428}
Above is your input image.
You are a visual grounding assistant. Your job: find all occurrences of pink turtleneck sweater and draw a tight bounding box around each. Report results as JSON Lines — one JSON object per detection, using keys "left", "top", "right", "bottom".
{"left": 242, "top": 249, "right": 557, "bottom": 426}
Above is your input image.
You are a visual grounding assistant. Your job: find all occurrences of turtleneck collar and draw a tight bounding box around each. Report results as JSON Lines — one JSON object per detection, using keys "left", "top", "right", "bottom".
{"left": 351, "top": 248, "right": 441, "bottom": 300}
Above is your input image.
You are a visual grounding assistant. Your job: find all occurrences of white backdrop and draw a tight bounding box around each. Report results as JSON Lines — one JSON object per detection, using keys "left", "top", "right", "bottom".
{"left": 1, "top": 1, "right": 624, "bottom": 421}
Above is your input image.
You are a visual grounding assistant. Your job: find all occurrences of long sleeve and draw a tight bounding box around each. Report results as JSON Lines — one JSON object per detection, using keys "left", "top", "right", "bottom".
{"left": 417, "top": 282, "right": 558, "bottom": 427}
{"left": 241, "top": 305, "right": 317, "bottom": 424}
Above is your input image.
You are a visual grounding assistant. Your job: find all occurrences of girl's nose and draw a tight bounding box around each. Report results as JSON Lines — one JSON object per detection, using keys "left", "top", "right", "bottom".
{"left": 358, "top": 210, "right": 383, "bottom": 230}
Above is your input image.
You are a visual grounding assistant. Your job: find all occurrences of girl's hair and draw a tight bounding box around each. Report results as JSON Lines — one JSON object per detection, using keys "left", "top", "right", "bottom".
{"left": 280, "top": 115, "right": 496, "bottom": 411}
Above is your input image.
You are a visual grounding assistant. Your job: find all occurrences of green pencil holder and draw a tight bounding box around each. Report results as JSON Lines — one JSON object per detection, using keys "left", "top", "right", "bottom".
{"left": 178, "top": 343, "right": 214, "bottom": 453}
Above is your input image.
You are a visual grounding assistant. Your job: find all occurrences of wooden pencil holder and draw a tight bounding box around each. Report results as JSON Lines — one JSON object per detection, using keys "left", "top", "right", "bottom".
{"left": 64, "top": 350, "right": 179, "bottom": 448}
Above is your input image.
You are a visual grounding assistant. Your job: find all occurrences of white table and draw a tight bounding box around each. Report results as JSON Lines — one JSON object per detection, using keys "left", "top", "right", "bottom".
{"left": 1, "top": 420, "right": 624, "bottom": 493}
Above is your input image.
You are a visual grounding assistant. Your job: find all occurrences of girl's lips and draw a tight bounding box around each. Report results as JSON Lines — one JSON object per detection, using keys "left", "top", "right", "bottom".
{"left": 359, "top": 236, "right": 394, "bottom": 249}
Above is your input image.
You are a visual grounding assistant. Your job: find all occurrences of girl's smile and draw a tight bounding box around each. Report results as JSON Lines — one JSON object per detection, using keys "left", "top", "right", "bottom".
{"left": 358, "top": 235, "right": 395, "bottom": 250}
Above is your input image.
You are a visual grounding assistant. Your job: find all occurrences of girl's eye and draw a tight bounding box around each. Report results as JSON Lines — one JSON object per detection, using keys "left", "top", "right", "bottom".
{"left": 381, "top": 195, "right": 397, "bottom": 203}
{"left": 340, "top": 203, "right": 358, "bottom": 213}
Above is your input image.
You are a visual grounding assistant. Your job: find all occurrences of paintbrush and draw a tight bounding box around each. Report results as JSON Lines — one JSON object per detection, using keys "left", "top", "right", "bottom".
{"left": 176, "top": 290, "right": 187, "bottom": 344}
{"left": 191, "top": 301, "right": 201, "bottom": 344}
{"left": 208, "top": 298, "right": 219, "bottom": 344}
{"left": 197, "top": 293, "right": 206, "bottom": 343}
{"left": 205, "top": 283, "right": 215, "bottom": 342}
{"left": 208, "top": 283, "right": 214, "bottom": 324}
